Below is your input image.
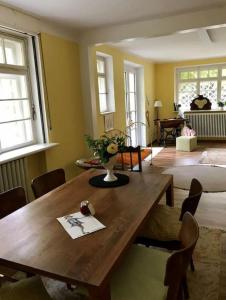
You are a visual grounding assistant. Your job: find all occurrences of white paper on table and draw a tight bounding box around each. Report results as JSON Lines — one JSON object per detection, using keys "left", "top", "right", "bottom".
{"left": 57, "top": 212, "right": 106, "bottom": 239}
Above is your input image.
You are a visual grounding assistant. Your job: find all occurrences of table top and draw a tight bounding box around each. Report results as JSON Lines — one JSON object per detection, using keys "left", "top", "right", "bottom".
{"left": 0, "top": 169, "right": 173, "bottom": 288}
{"left": 155, "top": 118, "right": 186, "bottom": 128}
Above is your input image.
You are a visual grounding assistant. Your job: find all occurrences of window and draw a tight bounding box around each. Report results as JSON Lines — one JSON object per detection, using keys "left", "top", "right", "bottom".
{"left": 96, "top": 53, "right": 115, "bottom": 114}
{"left": 0, "top": 33, "right": 44, "bottom": 153}
{"left": 97, "top": 56, "right": 108, "bottom": 112}
{"left": 176, "top": 64, "right": 226, "bottom": 111}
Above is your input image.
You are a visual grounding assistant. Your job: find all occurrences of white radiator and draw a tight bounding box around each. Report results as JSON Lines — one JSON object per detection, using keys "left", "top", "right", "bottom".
{"left": 0, "top": 158, "right": 29, "bottom": 198}
{"left": 184, "top": 112, "right": 226, "bottom": 138}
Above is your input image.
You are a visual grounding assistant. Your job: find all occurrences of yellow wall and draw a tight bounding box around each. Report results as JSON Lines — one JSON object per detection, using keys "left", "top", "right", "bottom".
{"left": 94, "top": 45, "right": 155, "bottom": 144}
{"left": 39, "top": 33, "right": 87, "bottom": 180}
{"left": 155, "top": 57, "right": 226, "bottom": 119}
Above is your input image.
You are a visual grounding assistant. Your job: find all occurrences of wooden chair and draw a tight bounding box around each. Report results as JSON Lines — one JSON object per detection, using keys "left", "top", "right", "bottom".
{"left": 31, "top": 168, "right": 66, "bottom": 199}
{"left": 138, "top": 178, "right": 202, "bottom": 241}
{"left": 119, "top": 145, "right": 142, "bottom": 172}
{"left": 0, "top": 187, "right": 28, "bottom": 285}
{"left": 137, "top": 178, "right": 202, "bottom": 277}
{"left": 0, "top": 187, "right": 27, "bottom": 219}
{"left": 0, "top": 276, "right": 52, "bottom": 300}
{"left": 75, "top": 213, "right": 199, "bottom": 300}
{"left": 102, "top": 129, "right": 143, "bottom": 172}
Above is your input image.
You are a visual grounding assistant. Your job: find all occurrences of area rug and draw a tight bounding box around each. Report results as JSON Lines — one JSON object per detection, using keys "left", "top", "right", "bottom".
{"left": 162, "top": 165, "right": 226, "bottom": 192}
{"left": 199, "top": 149, "right": 226, "bottom": 165}
{"left": 40, "top": 221, "right": 226, "bottom": 300}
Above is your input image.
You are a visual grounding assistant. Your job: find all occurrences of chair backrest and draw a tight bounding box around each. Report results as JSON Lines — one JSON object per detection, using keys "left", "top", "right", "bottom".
{"left": 179, "top": 178, "right": 203, "bottom": 221}
{"left": 189, "top": 178, "right": 203, "bottom": 197}
{"left": 0, "top": 187, "right": 27, "bottom": 219}
{"left": 119, "top": 145, "right": 142, "bottom": 172}
{"left": 164, "top": 212, "right": 199, "bottom": 300}
{"left": 31, "top": 168, "right": 66, "bottom": 199}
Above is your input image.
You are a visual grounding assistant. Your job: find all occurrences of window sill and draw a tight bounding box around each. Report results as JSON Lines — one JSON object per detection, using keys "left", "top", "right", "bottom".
{"left": 0, "top": 143, "right": 58, "bottom": 164}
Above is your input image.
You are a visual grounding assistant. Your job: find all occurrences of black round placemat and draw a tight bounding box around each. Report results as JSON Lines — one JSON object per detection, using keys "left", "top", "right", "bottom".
{"left": 89, "top": 173, "right": 129, "bottom": 188}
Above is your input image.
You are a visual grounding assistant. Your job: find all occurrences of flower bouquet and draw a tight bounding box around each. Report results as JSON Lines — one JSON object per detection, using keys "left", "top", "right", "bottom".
{"left": 86, "top": 134, "right": 126, "bottom": 182}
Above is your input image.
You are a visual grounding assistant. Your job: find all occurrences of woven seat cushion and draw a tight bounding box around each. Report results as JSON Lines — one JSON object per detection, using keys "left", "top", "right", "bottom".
{"left": 140, "top": 204, "right": 181, "bottom": 241}
{"left": 0, "top": 276, "right": 52, "bottom": 300}
{"left": 111, "top": 245, "right": 169, "bottom": 300}
{"left": 76, "top": 245, "right": 169, "bottom": 300}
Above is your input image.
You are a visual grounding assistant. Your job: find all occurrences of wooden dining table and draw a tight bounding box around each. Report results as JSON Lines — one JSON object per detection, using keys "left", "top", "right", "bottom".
{"left": 0, "top": 169, "right": 173, "bottom": 300}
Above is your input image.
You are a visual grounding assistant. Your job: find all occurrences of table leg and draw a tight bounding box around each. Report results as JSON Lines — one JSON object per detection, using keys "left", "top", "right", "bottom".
{"left": 88, "top": 282, "right": 111, "bottom": 300}
{"left": 166, "top": 179, "right": 174, "bottom": 207}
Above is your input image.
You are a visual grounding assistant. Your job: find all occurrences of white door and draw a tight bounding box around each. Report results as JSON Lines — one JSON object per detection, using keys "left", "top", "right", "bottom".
{"left": 124, "top": 67, "right": 138, "bottom": 146}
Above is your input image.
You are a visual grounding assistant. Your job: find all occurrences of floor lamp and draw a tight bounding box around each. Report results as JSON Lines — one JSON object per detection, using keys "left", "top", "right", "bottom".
{"left": 154, "top": 100, "right": 162, "bottom": 120}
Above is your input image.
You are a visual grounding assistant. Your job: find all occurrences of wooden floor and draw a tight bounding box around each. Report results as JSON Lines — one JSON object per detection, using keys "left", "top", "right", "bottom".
{"left": 151, "top": 140, "right": 226, "bottom": 168}
{"left": 147, "top": 141, "right": 226, "bottom": 230}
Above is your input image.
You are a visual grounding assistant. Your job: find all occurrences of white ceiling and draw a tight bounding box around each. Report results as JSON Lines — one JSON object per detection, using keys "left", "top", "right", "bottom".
{"left": 108, "top": 27, "right": 226, "bottom": 62}
{"left": 1, "top": 0, "right": 226, "bottom": 62}
{"left": 0, "top": 0, "right": 226, "bottom": 30}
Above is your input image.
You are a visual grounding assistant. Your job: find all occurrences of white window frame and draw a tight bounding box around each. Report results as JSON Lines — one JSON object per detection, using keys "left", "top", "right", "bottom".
{"left": 97, "top": 55, "right": 108, "bottom": 113}
{"left": 96, "top": 52, "right": 115, "bottom": 114}
{"left": 0, "top": 31, "right": 46, "bottom": 154}
{"left": 175, "top": 63, "right": 226, "bottom": 111}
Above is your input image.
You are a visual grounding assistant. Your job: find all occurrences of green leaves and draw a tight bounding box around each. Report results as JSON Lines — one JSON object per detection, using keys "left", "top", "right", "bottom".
{"left": 85, "top": 134, "right": 126, "bottom": 163}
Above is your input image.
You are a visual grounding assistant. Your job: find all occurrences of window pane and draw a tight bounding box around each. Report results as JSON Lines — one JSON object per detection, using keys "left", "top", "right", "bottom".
{"left": 0, "top": 73, "right": 28, "bottom": 99}
{"left": 0, "top": 119, "right": 33, "bottom": 149}
{"left": 0, "top": 100, "right": 30, "bottom": 122}
{"left": 99, "top": 94, "right": 107, "bottom": 112}
{"left": 129, "top": 93, "right": 136, "bottom": 111}
{"left": 130, "top": 111, "right": 136, "bottom": 123}
{"left": 98, "top": 77, "right": 106, "bottom": 93}
{"left": 4, "top": 38, "right": 25, "bottom": 66}
{"left": 200, "top": 81, "right": 217, "bottom": 102}
{"left": 178, "top": 82, "right": 197, "bottom": 93}
{"left": 180, "top": 72, "right": 188, "bottom": 80}
{"left": 178, "top": 82, "right": 197, "bottom": 110}
{"left": 221, "top": 80, "right": 226, "bottom": 101}
{"left": 97, "top": 59, "right": 105, "bottom": 74}
{"left": 222, "top": 69, "right": 226, "bottom": 77}
{"left": 129, "top": 72, "right": 135, "bottom": 92}
{"left": 126, "top": 112, "right": 130, "bottom": 127}
{"left": 209, "top": 69, "right": 218, "bottom": 77}
{"left": 188, "top": 71, "right": 197, "bottom": 79}
{"left": 200, "top": 70, "right": 209, "bottom": 78}
{"left": 0, "top": 39, "right": 5, "bottom": 64}
{"left": 130, "top": 129, "right": 136, "bottom": 147}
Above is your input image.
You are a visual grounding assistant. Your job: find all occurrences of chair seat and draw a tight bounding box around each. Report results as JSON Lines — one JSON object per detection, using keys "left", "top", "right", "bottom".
{"left": 111, "top": 245, "right": 169, "bottom": 300}
{"left": 140, "top": 204, "right": 181, "bottom": 241}
{"left": 0, "top": 276, "right": 52, "bottom": 300}
{"left": 76, "top": 245, "right": 169, "bottom": 300}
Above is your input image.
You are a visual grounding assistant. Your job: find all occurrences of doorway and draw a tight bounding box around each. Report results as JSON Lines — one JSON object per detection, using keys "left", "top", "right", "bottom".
{"left": 124, "top": 63, "right": 146, "bottom": 146}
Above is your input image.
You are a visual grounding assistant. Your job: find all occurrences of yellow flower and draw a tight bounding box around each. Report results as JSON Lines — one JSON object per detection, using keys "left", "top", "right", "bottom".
{"left": 107, "top": 143, "right": 118, "bottom": 154}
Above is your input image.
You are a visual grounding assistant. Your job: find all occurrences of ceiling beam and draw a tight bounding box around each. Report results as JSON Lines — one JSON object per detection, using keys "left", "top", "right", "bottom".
{"left": 198, "top": 29, "right": 213, "bottom": 44}
{"left": 80, "top": 4, "right": 226, "bottom": 45}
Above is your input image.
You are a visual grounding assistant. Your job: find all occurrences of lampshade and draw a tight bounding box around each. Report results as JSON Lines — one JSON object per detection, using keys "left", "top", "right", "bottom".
{"left": 154, "top": 100, "right": 162, "bottom": 108}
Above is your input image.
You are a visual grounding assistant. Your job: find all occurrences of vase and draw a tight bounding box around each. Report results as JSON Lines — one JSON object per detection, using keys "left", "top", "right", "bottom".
{"left": 102, "top": 155, "right": 118, "bottom": 182}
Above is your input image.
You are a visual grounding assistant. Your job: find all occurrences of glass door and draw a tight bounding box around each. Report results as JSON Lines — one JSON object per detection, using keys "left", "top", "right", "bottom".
{"left": 124, "top": 67, "right": 138, "bottom": 146}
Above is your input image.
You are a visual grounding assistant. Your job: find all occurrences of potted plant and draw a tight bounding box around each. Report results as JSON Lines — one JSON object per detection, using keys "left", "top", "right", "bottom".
{"left": 217, "top": 101, "right": 225, "bottom": 110}
{"left": 85, "top": 134, "right": 126, "bottom": 182}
